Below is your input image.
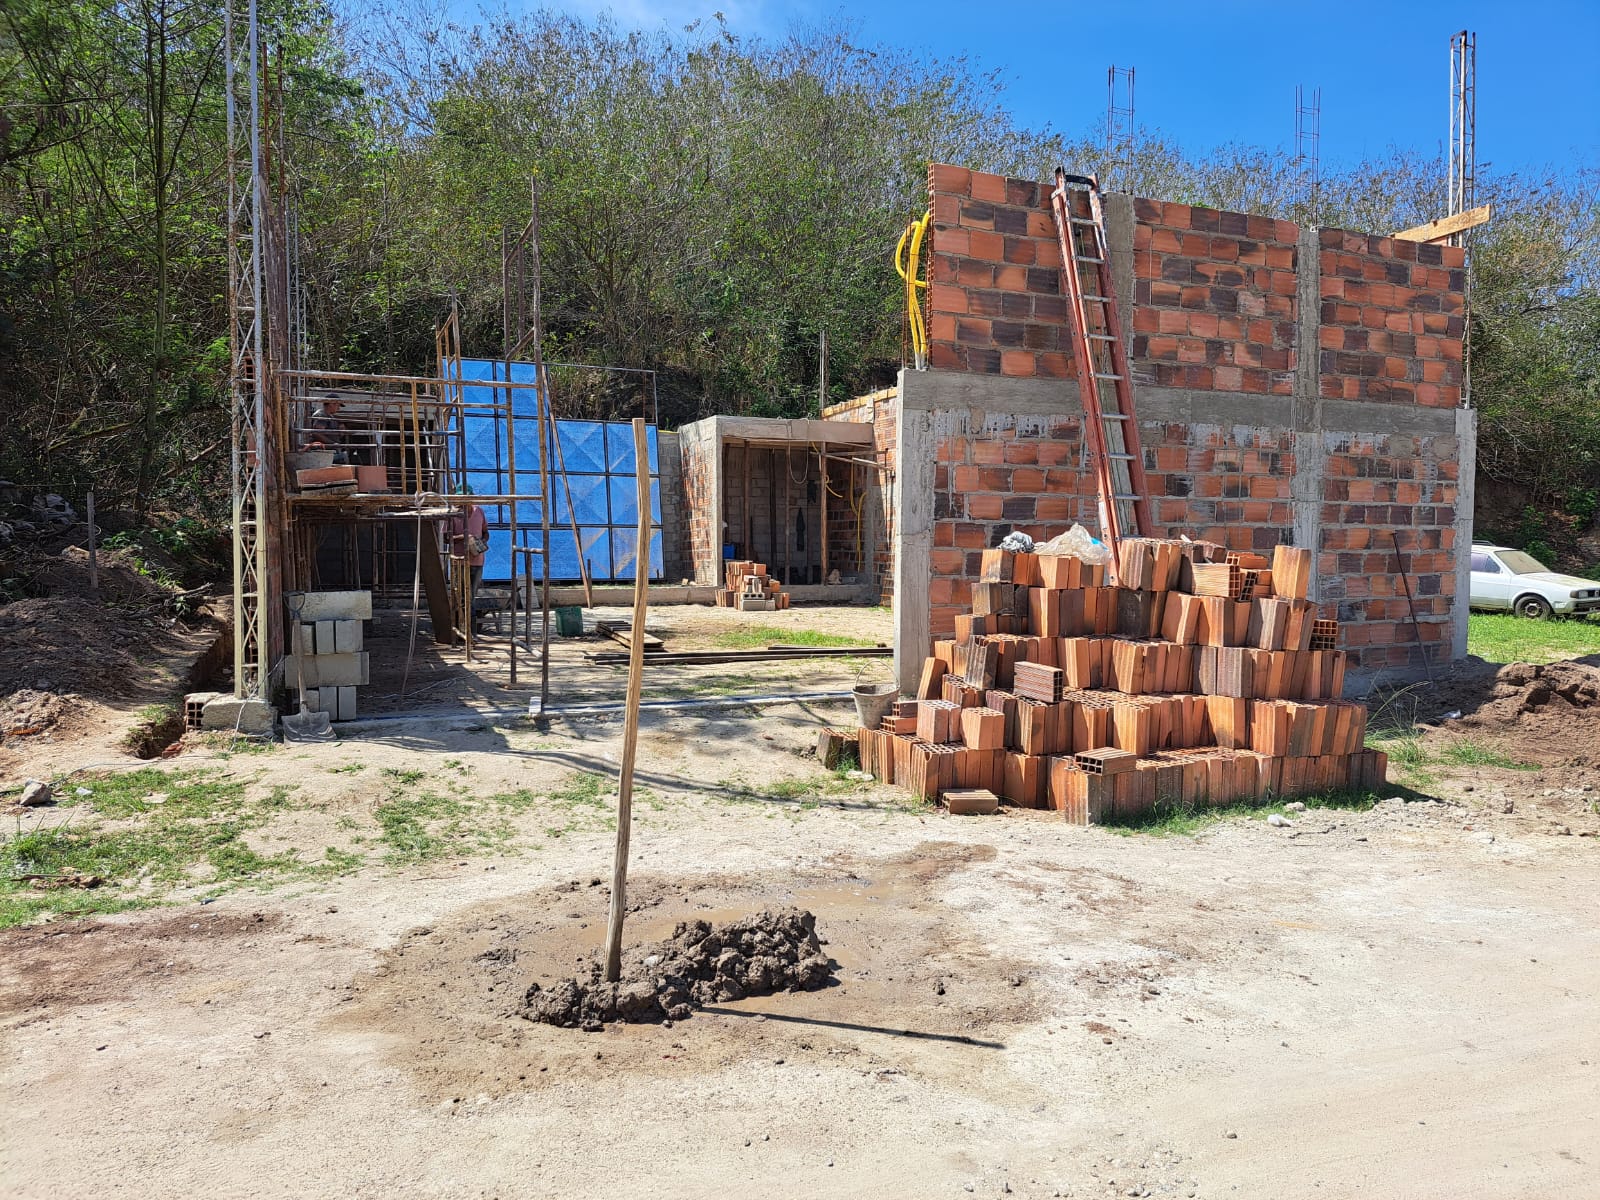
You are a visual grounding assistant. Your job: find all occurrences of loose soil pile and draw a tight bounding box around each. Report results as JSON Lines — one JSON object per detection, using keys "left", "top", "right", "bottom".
{"left": 1, "top": 542, "right": 223, "bottom": 745}
{"left": 1412, "top": 659, "right": 1600, "bottom": 766}
{"left": 523, "top": 908, "right": 838, "bottom": 1030}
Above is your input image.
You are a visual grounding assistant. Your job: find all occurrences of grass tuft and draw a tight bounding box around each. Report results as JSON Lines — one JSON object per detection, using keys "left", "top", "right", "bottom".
{"left": 712, "top": 624, "right": 875, "bottom": 651}
{"left": 1102, "top": 789, "right": 1383, "bottom": 836}
{"left": 0, "top": 768, "right": 346, "bottom": 928}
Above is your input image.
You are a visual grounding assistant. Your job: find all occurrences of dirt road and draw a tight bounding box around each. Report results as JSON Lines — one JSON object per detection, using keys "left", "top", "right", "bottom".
{"left": 4, "top": 691, "right": 1597, "bottom": 1199}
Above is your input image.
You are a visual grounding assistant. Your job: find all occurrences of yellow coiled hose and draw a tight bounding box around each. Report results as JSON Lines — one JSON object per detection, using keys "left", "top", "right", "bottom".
{"left": 895, "top": 211, "right": 931, "bottom": 369}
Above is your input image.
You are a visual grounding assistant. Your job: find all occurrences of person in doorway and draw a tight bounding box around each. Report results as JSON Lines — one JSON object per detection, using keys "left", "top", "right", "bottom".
{"left": 446, "top": 500, "right": 490, "bottom": 635}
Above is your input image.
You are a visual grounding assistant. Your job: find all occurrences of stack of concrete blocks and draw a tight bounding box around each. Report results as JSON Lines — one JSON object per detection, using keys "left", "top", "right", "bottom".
{"left": 284, "top": 590, "right": 372, "bottom": 722}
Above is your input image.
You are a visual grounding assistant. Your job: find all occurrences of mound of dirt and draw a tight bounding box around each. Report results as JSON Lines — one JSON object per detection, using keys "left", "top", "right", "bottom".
{"left": 523, "top": 908, "right": 838, "bottom": 1030}
{"left": 0, "top": 688, "right": 88, "bottom": 738}
{"left": 1428, "top": 660, "right": 1600, "bottom": 766}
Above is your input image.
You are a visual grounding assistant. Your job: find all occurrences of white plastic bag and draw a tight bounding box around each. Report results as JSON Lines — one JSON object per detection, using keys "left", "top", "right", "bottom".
{"left": 1035, "top": 522, "right": 1111, "bottom": 566}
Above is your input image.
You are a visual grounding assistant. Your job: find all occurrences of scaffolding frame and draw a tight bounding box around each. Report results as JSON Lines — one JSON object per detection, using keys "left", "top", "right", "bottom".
{"left": 225, "top": 12, "right": 660, "bottom": 715}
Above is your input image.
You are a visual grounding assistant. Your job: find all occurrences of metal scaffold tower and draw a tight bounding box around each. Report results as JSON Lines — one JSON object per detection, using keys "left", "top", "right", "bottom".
{"left": 225, "top": 0, "right": 271, "bottom": 700}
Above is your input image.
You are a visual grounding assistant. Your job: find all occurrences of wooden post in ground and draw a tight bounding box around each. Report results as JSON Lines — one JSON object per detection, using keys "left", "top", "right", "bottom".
{"left": 602, "top": 417, "right": 652, "bottom": 982}
{"left": 86, "top": 489, "right": 98, "bottom": 600}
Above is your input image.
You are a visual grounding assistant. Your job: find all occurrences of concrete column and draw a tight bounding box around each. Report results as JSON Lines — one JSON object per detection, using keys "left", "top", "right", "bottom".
{"left": 1291, "top": 226, "right": 1325, "bottom": 599}
{"left": 1453, "top": 406, "right": 1477, "bottom": 660}
{"left": 891, "top": 373, "right": 934, "bottom": 694}
{"left": 1104, "top": 193, "right": 1135, "bottom": 315}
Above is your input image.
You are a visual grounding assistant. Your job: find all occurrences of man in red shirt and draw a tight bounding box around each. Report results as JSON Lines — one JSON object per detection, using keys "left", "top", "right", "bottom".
{"left": 445, "top": 501, "right": 489, "bottom": 635}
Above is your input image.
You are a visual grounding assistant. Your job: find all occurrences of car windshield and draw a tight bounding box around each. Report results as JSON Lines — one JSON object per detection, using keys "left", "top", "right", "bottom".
{"left": 1497, "top": 550, "right": 1550, "bottom": 575}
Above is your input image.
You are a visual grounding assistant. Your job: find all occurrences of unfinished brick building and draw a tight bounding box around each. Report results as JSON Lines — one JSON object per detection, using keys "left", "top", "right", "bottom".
{"left": 828, "top": 164, "right": 1474, "bottom": 694}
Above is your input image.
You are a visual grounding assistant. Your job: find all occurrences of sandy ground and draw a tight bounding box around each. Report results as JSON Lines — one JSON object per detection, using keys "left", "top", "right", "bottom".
{"left": 3, "top": 605, "right": 1599, "bottom": 1198}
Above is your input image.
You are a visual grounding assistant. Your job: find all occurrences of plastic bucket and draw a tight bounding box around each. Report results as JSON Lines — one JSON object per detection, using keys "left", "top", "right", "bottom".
{"left": 554, "top": 605, "right": 584, "bottom": 636}
{"left": 852, "top": 682, "right": 899, "bottom": 731}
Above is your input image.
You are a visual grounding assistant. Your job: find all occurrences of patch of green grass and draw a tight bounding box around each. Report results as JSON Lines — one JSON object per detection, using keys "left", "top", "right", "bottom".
{"left": 375, "top": 771, "right": 613, "bottom": 863}
{"left": 0, "top": 768, "right": 345, "bottom": 927}
{"left": 547, "top": 771, "right": 606, "bottom": 807}
{"left": 1468, "top": 612, "right": 1600, "bottom": 665}
{"left": 1364, "top": 729, "right": 1535, "bottom": 791}
{"left": 380, "top": 767, "right": 425, "bottom": 786}
{"left": 718, "top": 769, "right": 865, "bottom": 811}
{"left": 1102, "top": 789, "right": 1382, "bottom": 836}
{"left": 712, "top": 624, "right": 873, "bottom": 651}
{"left": 328, "top": 763, "right": 366, "bottom": 774}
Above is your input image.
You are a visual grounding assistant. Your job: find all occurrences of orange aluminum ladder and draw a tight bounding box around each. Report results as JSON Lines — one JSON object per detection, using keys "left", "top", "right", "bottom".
{"left": 1048, "top": 168, "right": 1151, "bottom": 579}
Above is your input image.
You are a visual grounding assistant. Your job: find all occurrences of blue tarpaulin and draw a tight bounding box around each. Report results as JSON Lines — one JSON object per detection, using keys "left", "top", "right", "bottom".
{"left": 449, "top": 359, "right": 663, "bottom": 582}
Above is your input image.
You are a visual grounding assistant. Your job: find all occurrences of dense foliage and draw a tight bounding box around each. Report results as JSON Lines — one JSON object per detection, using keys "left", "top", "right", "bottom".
{"left": 2, "top": 4, "right": 1596, "bottom": 557}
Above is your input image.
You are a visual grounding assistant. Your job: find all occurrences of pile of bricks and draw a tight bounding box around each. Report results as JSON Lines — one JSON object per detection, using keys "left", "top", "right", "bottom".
{"left": 855, "top": 539, "right": 1386, "bottom": 821}
{"left": 717, "top": 559, "right": 791, "bottom": 611}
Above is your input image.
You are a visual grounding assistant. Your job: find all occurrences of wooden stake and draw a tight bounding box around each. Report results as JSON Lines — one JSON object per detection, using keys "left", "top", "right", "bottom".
{"left": 602, "top": 417, "right": 652, "bottom": 982}
{"left": 85, "top": 489, "right": 98, "bottom": 600}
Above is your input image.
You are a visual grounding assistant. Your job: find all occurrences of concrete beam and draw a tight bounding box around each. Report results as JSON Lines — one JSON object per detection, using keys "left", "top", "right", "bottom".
{"left": 1453, "top": 406, "right": 1478, "bottom": 661}
{"left": 1292, "top": 226, "right": 1325, "bottom": 599}
{"left": 891, "top": 377, "right": 935, "bottom": 695}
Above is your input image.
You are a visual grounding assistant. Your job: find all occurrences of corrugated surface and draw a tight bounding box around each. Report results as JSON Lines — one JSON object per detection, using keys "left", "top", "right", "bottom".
{"left": 452, "top": 358, "right": 663, "bottom": 581}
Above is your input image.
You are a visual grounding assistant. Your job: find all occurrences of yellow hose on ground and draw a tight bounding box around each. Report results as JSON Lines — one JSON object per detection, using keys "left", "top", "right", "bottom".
{"left": 895, "top": 211, "right": 931, "bottom": 370}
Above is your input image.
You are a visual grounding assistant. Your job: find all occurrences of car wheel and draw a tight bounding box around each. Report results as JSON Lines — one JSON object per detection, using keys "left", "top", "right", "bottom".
{"left": 1514, "top": 594, "right": 1554, "bottom": 620}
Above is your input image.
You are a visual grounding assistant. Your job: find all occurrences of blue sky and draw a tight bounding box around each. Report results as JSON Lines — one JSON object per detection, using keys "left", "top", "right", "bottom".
{"left": 468, "top": 0, "right": 1598, "bottom": 174}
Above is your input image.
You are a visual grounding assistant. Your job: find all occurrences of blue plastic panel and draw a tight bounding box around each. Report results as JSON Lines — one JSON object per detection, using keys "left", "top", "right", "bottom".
{"left": 605, "top": 422, "right": 659, "bottom": 474}
{"left": 556, "top": 473, "right": 611, "bottom": 525}
{"left": 558, "top": 421, "right": 608, "bottom": 474}
{"left": 452, "top": 359, "right": 662, "bottom": 583}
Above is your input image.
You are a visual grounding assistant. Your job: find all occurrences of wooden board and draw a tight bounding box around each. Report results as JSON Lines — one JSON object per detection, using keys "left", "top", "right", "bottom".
{"left": 594, "top": 619, "right": 664, "bottom": 652}
{"left": 1392, "top": 204, "right": 1491, "bottom": 243}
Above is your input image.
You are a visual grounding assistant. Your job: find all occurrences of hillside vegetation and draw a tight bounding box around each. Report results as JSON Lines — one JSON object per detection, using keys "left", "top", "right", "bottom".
{"left": 2, "top": 5, "right": 1595, "bottom": 561}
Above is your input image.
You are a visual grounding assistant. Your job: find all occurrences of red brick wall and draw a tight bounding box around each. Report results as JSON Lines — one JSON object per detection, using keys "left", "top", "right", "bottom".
{"left": 925, "top": 167, "right": 1070, "bottom": 379}
{"left": 679, "top": 427, "right": 719, "bottom": 584}
{"left": 1320, "top": 431, "right": 1459, "bottom": 665}
{"left": 1131, "top": 200, "right": 1299, "bottom": 395}
{"left": 926, "top": 163, "right": 1466, "bottom": 410}
{"left": 902, "top": 164, "right": 1468, "bottom": 672}
{"left": 1318, "top": 231, "right": 1466, "bottom": 407}
{"left": 822, "top": 388, "right": 898, "bottom": 600}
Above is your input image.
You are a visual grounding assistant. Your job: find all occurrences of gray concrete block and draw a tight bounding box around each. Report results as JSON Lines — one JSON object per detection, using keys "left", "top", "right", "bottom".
{"left": 333, "top": 619, "right": 362, "bottom": 653}
{"left": 288, "top": 590, "right": 372, "bottom": 621}
{"left": 315, "top": 620, "right": 335, "bottom": 654}
{"left": 199, "top": 696, "right": 277, "bottom": 735}
{"left": 317, "top": 686, "right": 338, "bottom": 714}
{"left": 293, "top": 623, "right": 316, "bottom": 657}
{"left": 336, "top": 686, "right": 357, "bottom": 722}
{"left": 283, "top": 652, "right": 369, "bottom": 688}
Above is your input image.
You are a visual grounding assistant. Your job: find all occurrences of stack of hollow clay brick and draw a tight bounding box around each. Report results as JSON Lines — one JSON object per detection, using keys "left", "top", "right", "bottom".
{"left": 717, "top": 559, "right": 791, "bottom": 612}
{"left": 855, "top": 538, "right": 1386, "bottom": 821}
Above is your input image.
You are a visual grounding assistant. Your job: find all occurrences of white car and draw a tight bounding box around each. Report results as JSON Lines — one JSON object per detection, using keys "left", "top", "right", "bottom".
{"left": 1468, "top": 544, "right": 1600, "bottom": 618}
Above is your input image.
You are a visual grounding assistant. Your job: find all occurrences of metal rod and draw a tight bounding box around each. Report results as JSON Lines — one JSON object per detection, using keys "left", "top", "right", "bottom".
{"left": 1389, "top": 530, "right": 1435, "bottom": 685}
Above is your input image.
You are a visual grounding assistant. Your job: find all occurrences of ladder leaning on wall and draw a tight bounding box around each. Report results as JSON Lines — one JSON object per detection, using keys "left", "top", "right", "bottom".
{"left": 1048, "top": 168, "right": 1152, "bottom": 579}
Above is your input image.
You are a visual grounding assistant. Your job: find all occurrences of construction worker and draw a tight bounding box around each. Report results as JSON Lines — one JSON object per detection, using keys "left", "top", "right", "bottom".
{"left": 446, "top": 499, "right": 490, "bottom": 634}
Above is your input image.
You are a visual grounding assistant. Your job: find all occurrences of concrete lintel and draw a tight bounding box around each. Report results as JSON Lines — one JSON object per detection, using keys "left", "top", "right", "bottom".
{"left": 1317, "top": 398, "right": 1458, "bottom": 436}
{"left": 710, "top": 415, "right": 873, "bottom": 445}
{"left": 1135, "top": 387, "right": 1293, "bottom": 429}
{"left": 899, "top": 371, "right": 1079, "bottom": 415}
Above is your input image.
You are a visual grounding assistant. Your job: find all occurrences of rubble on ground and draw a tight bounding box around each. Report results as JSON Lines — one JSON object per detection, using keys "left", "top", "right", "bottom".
{"left": 522, "top": 908, "right": 837, "bottom": 1030}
